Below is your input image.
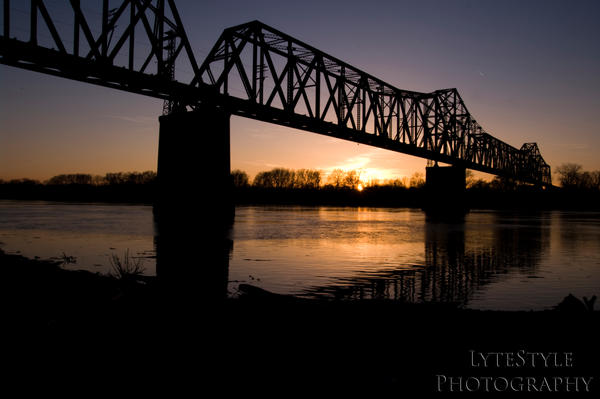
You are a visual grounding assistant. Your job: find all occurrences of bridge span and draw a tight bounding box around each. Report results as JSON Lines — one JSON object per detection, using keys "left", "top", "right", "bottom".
{"left": 0, "top": 0, "right": 552, "bottom": 211}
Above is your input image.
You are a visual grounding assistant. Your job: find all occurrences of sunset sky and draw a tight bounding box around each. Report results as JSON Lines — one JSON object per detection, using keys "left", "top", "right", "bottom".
{"left": 1, "top": 0, "right": 599, "bottom": 183}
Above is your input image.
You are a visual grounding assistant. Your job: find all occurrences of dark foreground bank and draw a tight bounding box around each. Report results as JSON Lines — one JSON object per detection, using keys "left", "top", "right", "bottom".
{"left": 2, "top": 250, "right": 599, "bottom": 396}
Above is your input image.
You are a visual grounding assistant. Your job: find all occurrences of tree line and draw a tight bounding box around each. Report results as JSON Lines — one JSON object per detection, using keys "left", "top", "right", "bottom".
{"left": 0, "top": 171, "right": 157, "bottom": 186}
{"left": 232, "top": 168, "right": 426, "bottom": 190}
{"left": 1, "top": 163, "right": 598, "bottom": 192}
{"left": 468, "top": 163, "right": 600, "bottom": 192}
{"left": 554, "top": 164, "right": 600, "bottom": 191}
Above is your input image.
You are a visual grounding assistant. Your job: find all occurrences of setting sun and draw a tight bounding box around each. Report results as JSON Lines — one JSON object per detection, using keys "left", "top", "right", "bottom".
{"left": 357, "top": 183, "right": 363, "bottom": 191}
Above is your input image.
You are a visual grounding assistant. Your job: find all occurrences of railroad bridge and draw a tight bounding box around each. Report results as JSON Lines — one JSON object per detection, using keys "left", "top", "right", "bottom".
{"left": 0, "top": 1, "right": 552, "bottom": 216}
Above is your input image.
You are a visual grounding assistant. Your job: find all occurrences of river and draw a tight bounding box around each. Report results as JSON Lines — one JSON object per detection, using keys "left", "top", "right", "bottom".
{"left": 1, "top": 200, "right": 599, "bottom": 310}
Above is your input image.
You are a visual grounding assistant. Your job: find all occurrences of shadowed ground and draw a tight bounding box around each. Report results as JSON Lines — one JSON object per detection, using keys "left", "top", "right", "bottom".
{"left": 2, "top": 249, "right": 599, "bottom": 396}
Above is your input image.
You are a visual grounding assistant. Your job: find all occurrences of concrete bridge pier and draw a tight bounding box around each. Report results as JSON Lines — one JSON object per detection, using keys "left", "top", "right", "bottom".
{"left": 157, "top": 105, "right": 234, "bottom": 221}
{"left": 423, "top": 165, "right": 469, "bottom": 219}
{"left": 154, "top": 106, "right": 233, "bottom": 303}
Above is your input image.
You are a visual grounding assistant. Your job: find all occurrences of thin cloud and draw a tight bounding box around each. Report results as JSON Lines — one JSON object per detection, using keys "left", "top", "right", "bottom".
{"left": 318, "top": 153, "right": 373, "bottom": 172}
{"left": 317, "top": 152, "right": 409, "bottom": 181}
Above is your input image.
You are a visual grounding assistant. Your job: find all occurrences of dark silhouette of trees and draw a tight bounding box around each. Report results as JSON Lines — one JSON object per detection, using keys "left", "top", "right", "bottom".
{"left": 383, "top": 178, "right": 409, "bottom": 188}
{"left": 294, "top": 169, "right": 321, "bottom": 189}
{"left": 104, "top": 171, "right": 156, "bottom": 185}
{"left": 0, "top": 171, "right": 158, "bottom": 203}
{"left": 2, "top": 178, "right": 41, "bottom": 186}
{"left": 467, "top": 179, "right": 491, "bottom": 190}
{"left": 409, "top": 172, "right": 425, "bottom": 188}
{"left": 253, "top": 168, "right": 322, "bottom": 189}
{"left": 555, "top": 163, "right": 600, "bottom": 191}
{"left": 324, "top": 169, "right": 363, "bottom": 189}
{"left": 326, "top": 169, "right": 345, "bottom": 188}
{"left": 555, "top": 163, "right": 582, "bottom": 188}
{"left": 343, "top": 170, "right": 361, "bottom": 190}
{"left": 6, "top": 165, "right": 600, "bottom": 194}
{"left": 249, "top": 168, "right": 425, "bottom": 191}
{"left": 253, "top": 168, "right": 294, "bottom": 188}
{"left": 2, "top": 164, "right": 599, "bottom": 208}
{"left": 47, "top": 174, "right": 95, "bottom": 185}
{"left": 231, "top": 169, "right": 249, "bottom": 188}
{"left": 42, "top": 171, "right": 156, "bottom": 186}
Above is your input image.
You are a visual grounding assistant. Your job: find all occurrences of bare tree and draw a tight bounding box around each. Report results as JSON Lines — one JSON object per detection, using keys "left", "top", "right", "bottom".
{"left": 555, "top": 163, "right": 583, "bottom": 188}
{"left": 294, "top": 169, "right": 322, "bottom": 189}
{"left": 343, "top": 170, "right": 361, "bottom": 189}
{"left": 47, "top": 174, "right": 93, "bottom": 185}
{"left": 231, "top": 169, "right": 249, "bottom": 188}
{"left": 253, "top": 168, "right": 295, "bottom": 188}
{"left": 327, "top": 169, "right": 345, "bottom": 188}
{"left": 409, "top": 172, "right": 425, "bottom": 188}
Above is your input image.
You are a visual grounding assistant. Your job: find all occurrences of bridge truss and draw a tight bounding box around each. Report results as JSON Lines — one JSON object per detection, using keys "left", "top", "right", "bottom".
{"left": 0, "top": 0, "right": 551, "bottom": 186}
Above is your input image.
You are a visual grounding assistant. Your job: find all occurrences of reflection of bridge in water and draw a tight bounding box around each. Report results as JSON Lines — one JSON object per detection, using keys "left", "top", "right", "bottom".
{"left": 299, "top": 213, "right": 550, "bottom": 305}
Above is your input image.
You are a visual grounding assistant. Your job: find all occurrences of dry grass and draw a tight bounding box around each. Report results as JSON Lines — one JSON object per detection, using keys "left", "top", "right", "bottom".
{"left": 109, "top": 249, "right": 145, "bottom": 280}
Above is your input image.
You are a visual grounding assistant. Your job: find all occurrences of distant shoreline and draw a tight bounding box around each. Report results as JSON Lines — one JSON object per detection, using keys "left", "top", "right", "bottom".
{"left": 1, "top": 185, "right": 600, "bottom": 211}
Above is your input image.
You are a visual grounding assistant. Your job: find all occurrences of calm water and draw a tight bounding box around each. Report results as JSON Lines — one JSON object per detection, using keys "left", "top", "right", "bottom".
{"left": 1, "top": 200, "right": 599, "bottom": 310}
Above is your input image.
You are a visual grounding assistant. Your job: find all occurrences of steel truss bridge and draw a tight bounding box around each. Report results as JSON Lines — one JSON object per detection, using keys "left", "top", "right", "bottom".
{"left": 0, "top": 0, "right": 551, "bottom": 186}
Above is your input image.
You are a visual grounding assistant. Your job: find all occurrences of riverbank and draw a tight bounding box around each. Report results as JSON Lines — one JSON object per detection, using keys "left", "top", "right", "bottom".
{"left": 3, "top": 249, "right": 599, "bottom": 395}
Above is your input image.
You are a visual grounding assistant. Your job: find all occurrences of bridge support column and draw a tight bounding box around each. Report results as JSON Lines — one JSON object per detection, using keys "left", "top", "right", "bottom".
{"left": 157, "top": 106, "right": 233, "bottom": 221}
{"left": 424, "top": 166, "right": 468, "bottom": 218}
{"left": 154, "top": 106, "right": 233, "bottom": 303}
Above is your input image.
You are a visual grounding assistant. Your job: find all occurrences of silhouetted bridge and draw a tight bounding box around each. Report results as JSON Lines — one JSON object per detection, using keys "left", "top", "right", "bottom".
{"left": 0, "top": 1, "right": 552, "bottom": 195}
